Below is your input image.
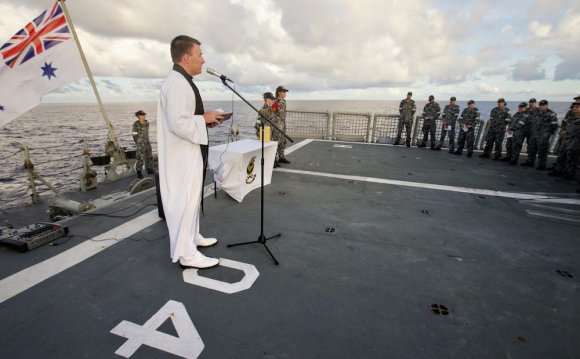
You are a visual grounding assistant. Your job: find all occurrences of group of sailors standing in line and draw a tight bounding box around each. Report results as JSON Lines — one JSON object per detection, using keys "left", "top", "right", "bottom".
{"left": 395, "top": 92, "right": 580, "bottom": 181}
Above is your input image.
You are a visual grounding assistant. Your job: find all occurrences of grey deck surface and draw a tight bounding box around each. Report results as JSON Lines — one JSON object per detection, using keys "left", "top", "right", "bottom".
{"left": 0, "top": 139, "right": 579, "bottom": 359}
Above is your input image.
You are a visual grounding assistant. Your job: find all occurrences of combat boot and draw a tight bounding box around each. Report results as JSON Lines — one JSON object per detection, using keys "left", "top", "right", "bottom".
{"left": 498, "top": 157, "right": 509, "bottom": 162}
{"left": 273, "top": 160, "right": 279, "bottom": 168}
{"left": 418, "top": 143, "right": 426, "bottom": 148}
{"left": 537, "top": 165, "right": 546, "bottom": 170}
{"left": 520, "top": 161, "right": 534, "bottom": 167}
{"left": 393, "top": 140, "right": 401, "bottom": 146}
{"left": 405, "top": 141, "right": 410, "bottom": 148}
{"left": 147, "top": 168, "right": 155, "bottom": 174}
{"left": 479, "top": 153, "right": 489, "bottom": 158}
{"left": 136, "top": 170, "right": 143, "bottom": 179}
{"left": 278, "top": 157, "right": 291, "bottom": 164}
{"left": 467, "top": 152, "right": 473, "bottom": 158}
{"left": 452, "top": 150, "right": 462, "bottom": 155}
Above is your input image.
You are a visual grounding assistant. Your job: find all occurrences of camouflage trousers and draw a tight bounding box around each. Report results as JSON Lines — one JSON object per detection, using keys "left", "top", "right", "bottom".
{"left": 136, "top": 142, "right": 154, "bottom": 171}
{"left": 483, "top": 129, "right": 506, "bottom": 158}
{"left": 510, "top": 130, "right": 531, "bottom": 164}
{"left": 395, "top": 119, "right": 413, "bottom": 145}
{"left": 527, "top": 131, "right": 551, "bottom": 167}
{"left": 272, "top": 129, "right": 287, "bottom": 159}
{"left": 437, "top": 126, "right": 456, "bottom": 151}
{"left": 456, "top": 128, "right": 475, "bottom": 155}
{"left": 420, "top": 122, "right": 437, "bottom": 147}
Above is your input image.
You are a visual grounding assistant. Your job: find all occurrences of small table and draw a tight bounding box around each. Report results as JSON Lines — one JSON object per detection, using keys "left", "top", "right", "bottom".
{"left": 208, "top": 139, "right": 277, "bottom": 202}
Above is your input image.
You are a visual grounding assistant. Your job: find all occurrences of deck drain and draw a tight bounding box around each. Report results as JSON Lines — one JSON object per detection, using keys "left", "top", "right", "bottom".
{"left": 517, "top": 336, "right": 526, "bottom": 343}
{"left": 407, "top": 172, "right": 413, "bottom": 176}
{"left": 347, "top": 180, "right": 355, "bottom": 184}
{"left": 556, "top": 270, "right": 573, "bottom": 278}
{"left": 507, "top": 182, "right": 516, "bottom": 186}
{"left": 429, "top": 303, "right": 450, "bottom": 316}
{"left": 324, "top": 226, "right": 336, "bottom": 233}
{"left": 478, "top": 195, "right": 486, "bottom": 199}
{"left": 278, "top": 191, "right": 287, "bottom": 196}
{"left": 421, "top": 209, "right": 432, "bottom": 215}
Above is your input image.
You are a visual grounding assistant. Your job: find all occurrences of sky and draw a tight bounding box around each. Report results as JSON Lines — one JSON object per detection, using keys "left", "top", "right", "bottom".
{"left": 0, "top": 0, "right": 579, "bottom": 103}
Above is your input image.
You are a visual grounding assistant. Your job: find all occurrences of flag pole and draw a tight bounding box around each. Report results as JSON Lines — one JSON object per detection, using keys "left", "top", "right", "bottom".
{"left": 58, "top": 0, "right": 119, "bottom": 150}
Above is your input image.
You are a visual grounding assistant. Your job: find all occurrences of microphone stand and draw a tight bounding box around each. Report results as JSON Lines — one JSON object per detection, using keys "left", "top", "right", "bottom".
{"left": 218, "top": 77, "right": 293, "bottom": 265}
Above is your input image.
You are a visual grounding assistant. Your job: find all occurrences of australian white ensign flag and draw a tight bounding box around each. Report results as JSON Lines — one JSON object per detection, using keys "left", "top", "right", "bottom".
{"left": 0, "top": 1, "right": 85, "bottom": 127}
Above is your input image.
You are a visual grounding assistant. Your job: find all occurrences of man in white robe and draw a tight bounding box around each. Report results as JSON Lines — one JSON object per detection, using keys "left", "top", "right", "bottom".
{"left": 157, "top": 35, "right": 225, "bottom": 268}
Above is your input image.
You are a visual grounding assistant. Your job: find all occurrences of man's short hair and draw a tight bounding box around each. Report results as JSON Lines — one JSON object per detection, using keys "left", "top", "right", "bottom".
{"left": 170, "top": 35, "right": 201, "bottom": 63}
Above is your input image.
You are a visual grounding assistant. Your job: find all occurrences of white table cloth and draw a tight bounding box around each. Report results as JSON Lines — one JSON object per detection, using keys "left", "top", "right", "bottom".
{"left": 208, "top": 139, "right": 277, "bottom": 202}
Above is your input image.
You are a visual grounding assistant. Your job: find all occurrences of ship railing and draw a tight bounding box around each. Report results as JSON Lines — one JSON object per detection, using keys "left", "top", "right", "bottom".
{"left": 286, "top": 110, "right": 561, "bottom": 154}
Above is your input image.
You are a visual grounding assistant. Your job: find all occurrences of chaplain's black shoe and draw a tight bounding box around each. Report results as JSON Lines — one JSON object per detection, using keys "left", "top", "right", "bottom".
{"left": 136, "top": 170, "right": 143, "bottom": 179}
{"left": 278, "top": 157, "right": 291, "bottom": 164}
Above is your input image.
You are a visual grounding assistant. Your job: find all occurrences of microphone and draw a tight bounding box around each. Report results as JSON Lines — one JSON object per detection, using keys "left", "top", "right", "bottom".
{"left": 206, "top": 68, "right": 233, "bottom": 82}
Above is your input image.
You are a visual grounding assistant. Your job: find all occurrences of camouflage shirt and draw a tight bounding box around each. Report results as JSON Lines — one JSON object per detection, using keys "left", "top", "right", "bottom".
{"left": 488, "top": 107, "right": 511, "bottom": 131}
{"left": 441, "top": 104, "right": 460, "bottom": 127}
{"left": 525, "top": 107, "right": 541, "bottom": 132}
{"left": 255, "top": 103, "right": 283, "bottom": 132}
{"left": 422, "top": 102, "right": 441, "bottom": 124}
{"left": 459, "top": 107, "right": 480, "bottom": 127}
{"left": 533, "top": 109, "right": 558, "bottom": 135}
{"left": 132, "top": 120, "right": 150, "bottom": 145}
{"left": 399, "top": 99, "right": 416, "bottom": 121}
{"left": 508, "top": 112, "right": 529, "bottom": 132}
{"left": 274, "top": 98, "right": 287, "bottom": 122}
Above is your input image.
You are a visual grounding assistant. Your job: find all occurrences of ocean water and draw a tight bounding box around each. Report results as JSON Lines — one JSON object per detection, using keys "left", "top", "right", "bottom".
{"left": 0, "top": 100, "right": 572, "bottom": 210}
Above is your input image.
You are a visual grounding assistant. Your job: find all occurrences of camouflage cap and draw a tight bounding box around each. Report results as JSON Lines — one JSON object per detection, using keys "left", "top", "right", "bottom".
{"left": 135, "top": 110, "right": 146, "bottom": 116}
{"left": 497, "top": 98, "right": 505, "bottom": 103}
{"left": 263, "top": 92, "right": 275, "bottom": 100}
{"left": 539, "top": 99, "right": 548, "bottom": 106}
{"left": 574, "top": 95, "right": 580, "bottom": 100}
{"left": 467, "top": 100, "right": 475, "bottom": 105}
{"left": 407, "top": 91, "right": 413, "bottom": 96}
{"left": 450, "top": 96, "right": 456, "bottom": 101}
{"left": 518, "top": 102, "right": 527, "bottom": 108}
{"left": 276, "top": 86, "right": 289, "bottom": 93}
{"left": 428, "top": 95, "right": 434, "bottom": 100}
{"left": 529, "top": 98, "right": 537, "bottom": 103}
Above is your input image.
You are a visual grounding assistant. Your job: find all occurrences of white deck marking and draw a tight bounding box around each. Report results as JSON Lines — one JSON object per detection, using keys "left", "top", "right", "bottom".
{"left": 0, "top": 210, "right": 161, "bottom": 304}
{"left": 526, "top": 210, "right": 580, "bottom": 224}
{"left": 182, "top": 258, "right": 259, "bottom": 294}
{"left": 111, "top": 300, "right": 204, "bottom": 359}
{"left": 275, "top": 168, "right": 580, "bottom": 203}
{"left": 284, "top": 138, "right": 314, "bottom": 155}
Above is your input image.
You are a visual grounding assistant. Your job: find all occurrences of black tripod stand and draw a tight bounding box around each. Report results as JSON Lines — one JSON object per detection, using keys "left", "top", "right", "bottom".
{"left": 218, "top": 78, "right": 293, "bottom": 265}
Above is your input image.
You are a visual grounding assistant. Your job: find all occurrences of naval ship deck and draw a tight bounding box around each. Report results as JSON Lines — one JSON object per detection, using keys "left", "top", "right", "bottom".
{"left": 1, "top": 139, "right": 579, "bottom": 359}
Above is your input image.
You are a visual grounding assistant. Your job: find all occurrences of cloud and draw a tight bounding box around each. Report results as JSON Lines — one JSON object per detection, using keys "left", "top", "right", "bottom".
{"left": 511, "top": 59, "right": 546, "bottom": 81}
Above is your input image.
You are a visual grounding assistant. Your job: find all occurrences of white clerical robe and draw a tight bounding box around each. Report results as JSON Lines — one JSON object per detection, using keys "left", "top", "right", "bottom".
{"left": 157, "top": 71, "right": 208, "bottom": 262}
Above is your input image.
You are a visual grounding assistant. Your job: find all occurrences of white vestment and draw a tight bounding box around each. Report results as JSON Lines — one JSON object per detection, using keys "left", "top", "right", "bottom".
{"left": 157, "top": 71, "right": 208, "bottom": 262}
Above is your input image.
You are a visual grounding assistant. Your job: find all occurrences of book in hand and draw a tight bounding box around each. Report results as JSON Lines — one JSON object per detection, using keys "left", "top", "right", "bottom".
{"left": 215, "top": 108, "right": 233, "bottom": 121}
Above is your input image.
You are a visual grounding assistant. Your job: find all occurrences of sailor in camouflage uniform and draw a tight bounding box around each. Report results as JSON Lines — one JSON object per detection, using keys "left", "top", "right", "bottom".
{"left": 549, "top": 96, "right": 580, "bottom": 175}
{"left": 453, "top": 100, "right": 480, "bottom": 158}
{"left": 419, "top": 95, "right": 441, "bottom": 149}
{"left": 254, "top": 92, "right": 275, "bottom": 138}
{"left": 394, "top": 91, "right": 416, "bottom": 147}
{"left": 254, "top": 92, "right": 285, "bottom": 167}
{"left": 518, "top": 98, "right": 540, "bottom": 165}
{"left": 132, "top": 110, "right": 154, "bottom": 178}
{"left": 274, "top": 85, "right": 290, "bottom": 164}
{"left": 480, "top": 98, "right": 511, "bottom": 159}
{"left": 558, "top": 102, "right": 580, "bottom": 180}
{"left": 521, "top": 100, "right": 558, "bottom": 170}
{"left": 502, "top": 102, "right": 529, "bottom": 165}
{"left": 434, "top": 96, "right": 460, "bottom": 152}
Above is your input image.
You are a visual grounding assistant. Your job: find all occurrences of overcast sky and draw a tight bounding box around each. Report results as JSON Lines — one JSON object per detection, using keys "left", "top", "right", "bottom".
{"left": 1, "top": 0, "right": 579, "bottom": 102}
